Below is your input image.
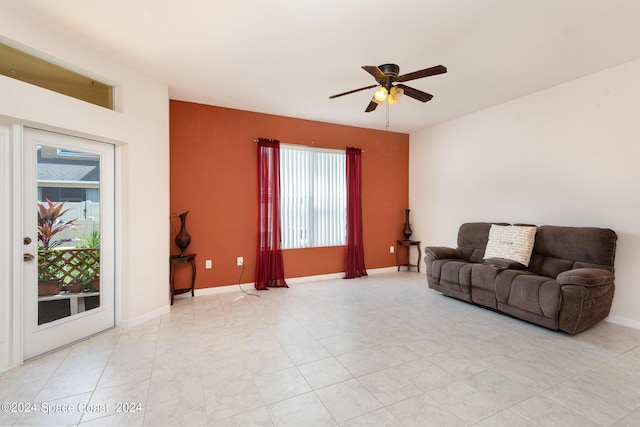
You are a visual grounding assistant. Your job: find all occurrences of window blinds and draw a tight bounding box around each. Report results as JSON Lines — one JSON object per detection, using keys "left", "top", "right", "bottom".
{"left": 280, "top": 147, "right": 346, "bottom": 248}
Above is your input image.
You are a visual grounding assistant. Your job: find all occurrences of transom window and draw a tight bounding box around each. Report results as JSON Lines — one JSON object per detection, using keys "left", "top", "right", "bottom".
{"left": 0, "top": 42, "right": 114, "bottom": 110}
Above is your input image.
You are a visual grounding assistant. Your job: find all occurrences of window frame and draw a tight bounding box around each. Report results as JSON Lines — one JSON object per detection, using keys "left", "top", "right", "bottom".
{"left": 279, "top": 144, "right": 347, "bottom": 249}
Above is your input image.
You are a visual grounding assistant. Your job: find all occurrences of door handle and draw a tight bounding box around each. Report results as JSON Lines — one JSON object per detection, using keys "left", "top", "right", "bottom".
{"left": 23, "top": 253, "right": 35, "bottom": 262}
{"left": 24, "top": 237, "right": 32, "bottom": 245}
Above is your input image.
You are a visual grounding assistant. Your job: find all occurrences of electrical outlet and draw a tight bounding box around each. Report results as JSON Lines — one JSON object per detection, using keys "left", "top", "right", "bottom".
{"left": 205, "top": 260, "right": 212, "bottom": 269}
{"left": 237, "top": 256, "right": 244, "bottom": 266}
{"left": 390, "top": 245, "right": 395, "bottom": 254}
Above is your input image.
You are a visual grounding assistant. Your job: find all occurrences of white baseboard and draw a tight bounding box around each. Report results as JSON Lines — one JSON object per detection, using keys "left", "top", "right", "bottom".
{"left": 117, "top": 305, "right": 170, "bottom": 328}
{"left": 286, "top": 271, "right": 345, "bottom": 284}
{"left": 192, "top": 266, "right": 403, "bottom": 295}
{"left": 606, "top": 315, "right": 640, "bottom": 331}
{"left": 193, "top": 284, "right": 250, "bottom": 296}
{"left": 369, "top": 266, "right": 402, "bottom": 275}
{"left": 285, "top": 266, "right": 403, "bottom": 283}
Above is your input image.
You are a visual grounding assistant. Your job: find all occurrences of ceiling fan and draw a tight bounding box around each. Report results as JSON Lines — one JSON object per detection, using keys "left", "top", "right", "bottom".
{"left": 329, "top": 63, "right": 447, "bottom": 112}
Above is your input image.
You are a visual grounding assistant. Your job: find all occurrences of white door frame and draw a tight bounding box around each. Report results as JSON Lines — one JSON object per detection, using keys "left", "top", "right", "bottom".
{"left": 0, "top": 123, "right": 118, "bottom": 371}
{"left": 10, "top": 124, "right": 25, "bottom": 369}
{"left": 0, "top": 124, "right": 18, "bottom": 371}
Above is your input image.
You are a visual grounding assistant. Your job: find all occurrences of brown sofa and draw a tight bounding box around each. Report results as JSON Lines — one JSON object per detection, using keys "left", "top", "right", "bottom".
{"left": 425, "top": 222, "right": 617, "bottom": 334}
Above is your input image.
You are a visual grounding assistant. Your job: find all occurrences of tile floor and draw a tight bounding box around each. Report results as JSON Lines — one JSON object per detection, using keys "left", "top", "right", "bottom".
{"left": 1, "top": 272, "right": 640, "bottom": 426}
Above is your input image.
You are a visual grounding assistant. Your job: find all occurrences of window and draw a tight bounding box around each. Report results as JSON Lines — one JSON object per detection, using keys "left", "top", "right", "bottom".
{"left": 0, "top": 42, "right": 114, "bottom": 110}
{"left": 57, "top": 149, "right": 100, "bottom": 159}
{"left": 280, "top": 145, "right": 346, "bottom": 248}
{"left": 41, "top": 187, "right": 85, "bottom": 203}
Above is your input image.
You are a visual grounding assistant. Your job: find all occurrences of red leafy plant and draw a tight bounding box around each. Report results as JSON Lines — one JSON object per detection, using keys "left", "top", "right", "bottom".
{"left": 37, "top": 199, "right": 78, "bottom": 251}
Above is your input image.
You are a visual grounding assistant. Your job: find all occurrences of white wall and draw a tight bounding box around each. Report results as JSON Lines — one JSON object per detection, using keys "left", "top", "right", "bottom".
{"left": 0, "top": 127, "right": 10, "bottom": 371}
{"left": 1, "top": 8, "right": 170, "bottom": 369}
{"left": 410, "top": 58, "right": 640, "bottom": 329}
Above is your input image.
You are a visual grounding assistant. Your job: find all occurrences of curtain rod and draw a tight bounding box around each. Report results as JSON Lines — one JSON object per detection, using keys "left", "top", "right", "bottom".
{"left": 253, "top": 139, "right": 364, "bottom": 152}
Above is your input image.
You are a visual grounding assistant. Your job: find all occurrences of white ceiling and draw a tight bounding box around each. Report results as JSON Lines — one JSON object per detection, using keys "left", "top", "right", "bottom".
{"left": 6, "top": 0, "right": 640, "bottom": 133}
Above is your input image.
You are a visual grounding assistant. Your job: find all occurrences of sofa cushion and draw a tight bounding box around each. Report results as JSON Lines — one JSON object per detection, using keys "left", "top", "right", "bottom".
{"left": 483, "top": 225, "right": 537, "bottom": 267}
{"left": 428, "top": 259, "right": 473, "bottom": 302}
{"left": 470, "top": 264, "right": 501, "bottom": 308}
{"left": 532, "top": 226, "right": 617, "bottom": 273}
{"left": 528, "top": 254, "right": 574, "bottom": 278}
{"left": 495, "top": 271, "right": 561, "bottom": 318}
{"left": 457, "top": 222, "right": 509, "bottom": 262}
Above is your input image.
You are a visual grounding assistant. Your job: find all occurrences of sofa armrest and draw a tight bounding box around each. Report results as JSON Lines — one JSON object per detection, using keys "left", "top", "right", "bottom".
{"left": 424, "top": 246, "right": 463, "bottom": 261}
{"left": 557, "top": 268, "right": 614, "bottom": 287}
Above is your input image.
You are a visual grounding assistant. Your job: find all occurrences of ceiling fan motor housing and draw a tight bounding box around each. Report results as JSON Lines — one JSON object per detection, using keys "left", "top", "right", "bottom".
{"left": 378, "top": 64, "right": 400, "bottom": 85}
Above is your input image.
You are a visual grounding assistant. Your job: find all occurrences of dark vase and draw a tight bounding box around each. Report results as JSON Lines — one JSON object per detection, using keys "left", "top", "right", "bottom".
{"left": 402, "top": 209, "right": 412, "bottom": 239}
{"left": 175, "top": 211, "right": 191, "bottom": 256}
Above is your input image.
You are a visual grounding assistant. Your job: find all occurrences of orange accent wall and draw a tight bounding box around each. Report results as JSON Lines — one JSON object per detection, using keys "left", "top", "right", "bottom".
{"left": 170, "top": 100, "right": 409, "bottom": 289}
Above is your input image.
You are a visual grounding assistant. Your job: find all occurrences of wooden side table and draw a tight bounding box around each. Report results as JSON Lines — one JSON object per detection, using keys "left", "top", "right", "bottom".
{"left": 169, "top": 254, "right": 196, "bottom": 305}
{"left": 396, "top": 240, "right": 421, "bottom": 272}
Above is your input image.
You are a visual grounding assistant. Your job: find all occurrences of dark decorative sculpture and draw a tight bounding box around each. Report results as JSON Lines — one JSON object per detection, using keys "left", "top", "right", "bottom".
{"left": 174, "top": 211, "right": 191, "bottom": 256}
{"left": 403, "top": 209, "right": 412, "bottom": 239}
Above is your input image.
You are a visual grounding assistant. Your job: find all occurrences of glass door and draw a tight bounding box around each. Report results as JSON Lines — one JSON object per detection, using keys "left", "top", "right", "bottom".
{"left": 22, "top": 128, "right": 115, "bottom": 359}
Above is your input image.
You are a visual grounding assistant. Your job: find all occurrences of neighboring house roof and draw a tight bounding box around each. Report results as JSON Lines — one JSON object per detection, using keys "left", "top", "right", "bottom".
{"left": 37, "top": 149, "right": 99, "bottom": 183}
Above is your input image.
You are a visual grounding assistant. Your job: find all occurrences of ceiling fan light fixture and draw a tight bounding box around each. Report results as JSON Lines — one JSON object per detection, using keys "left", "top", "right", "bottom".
{"left": 388, "top": 86, "right": 404, "bottom": 105}
{"left": 374, "top": 86, "right": 388, "bottom": 102}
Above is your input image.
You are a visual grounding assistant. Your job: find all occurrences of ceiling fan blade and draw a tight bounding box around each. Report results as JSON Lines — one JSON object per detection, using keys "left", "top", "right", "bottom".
{"left": 362, "top": 65, "right": 387, "bottom": 81}
{"left": 395, "top": 65, "right": 447, "bottom": 83}
{"left": 365, "top": 98, "right": 379, "bottom": 112}
{"left": 396, "top": 84, "right": 433, "bottom": 102}
{"left": 329, "top": 84, "right": 378, "bottom": 99}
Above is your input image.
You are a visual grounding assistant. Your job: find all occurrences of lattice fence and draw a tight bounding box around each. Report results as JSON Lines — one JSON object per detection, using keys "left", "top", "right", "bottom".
{"left": 38, "top": 248, "right": 100, "bottom": 285}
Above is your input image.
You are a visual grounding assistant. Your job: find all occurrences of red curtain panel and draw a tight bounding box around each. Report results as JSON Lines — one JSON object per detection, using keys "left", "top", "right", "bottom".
{"left": 255, "top": 138, "right": 288, "bottom": 289}
{"left": 344, "top": 147, "right": 367, "bottom": 279}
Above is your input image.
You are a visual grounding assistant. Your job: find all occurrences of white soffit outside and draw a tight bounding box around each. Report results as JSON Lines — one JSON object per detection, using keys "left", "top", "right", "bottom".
{"left": 3, "top": 0, "right": 640, "bottom": 133}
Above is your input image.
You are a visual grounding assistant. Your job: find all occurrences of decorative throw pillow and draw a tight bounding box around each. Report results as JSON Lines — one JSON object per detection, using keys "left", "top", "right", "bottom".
{"left": 483, "top": 225, "right": 537, "bottom": 267}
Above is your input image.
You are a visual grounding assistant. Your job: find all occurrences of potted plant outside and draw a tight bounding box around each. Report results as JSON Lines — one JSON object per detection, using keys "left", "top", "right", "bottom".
{"left": 76, "top": 268, "right": 100, "bottom": 293}
{"left": 37, "top": 251, "right": 63, "bottom": 296}
{"left": 37, "top": 199, "right": 78, "bottom": 296}
{"left": 74, "top": 230, "right": 100, "bottom": 292}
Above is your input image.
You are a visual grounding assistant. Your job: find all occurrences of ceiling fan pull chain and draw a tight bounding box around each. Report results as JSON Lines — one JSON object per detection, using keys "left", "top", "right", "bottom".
{"left": 386, "top": 99, "right": 390, "bottom": 131}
